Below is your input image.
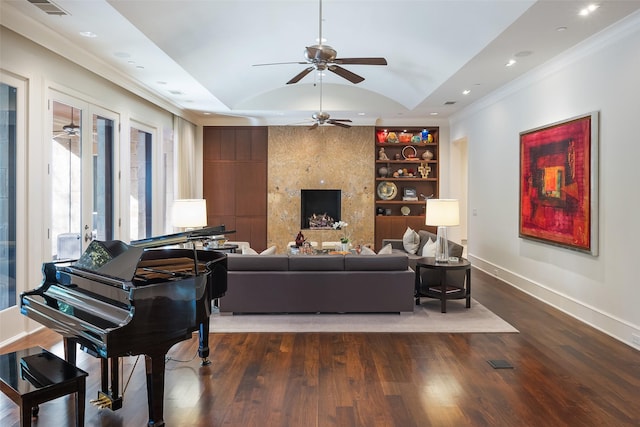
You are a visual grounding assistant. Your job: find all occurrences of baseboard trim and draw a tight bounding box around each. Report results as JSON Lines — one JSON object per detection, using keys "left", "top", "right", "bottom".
{"left": 468, "top": 254, "right": 640, "bottom": 350}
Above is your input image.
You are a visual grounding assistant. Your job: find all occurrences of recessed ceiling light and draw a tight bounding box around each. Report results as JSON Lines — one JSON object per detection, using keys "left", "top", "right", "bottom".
{"left": 169, "top": 90, "right": 183, "bottom": 95}
{"left": 357, "top": 112, "right": 365, "bottom": 116}
{"left": 506, "top": 59, "right": 517, "bottom": 67}
{"left": 136, "top": 65, "right": 144, "bottom": 69}
{"left": 462, "top": 89, "right": 471, "bottom": 95}
{"left": 515, "top": 50, "right": 533, "bottom": 57}
{"left": 203, "top": 112, "right": 211, "bottom": 115}
{"left": 79, "top": 31, "right": 97, "bottom": 38}
{"left": 429, "top": 112, "right": 439, "bottom": 116}
{"left": 156, "top": 81, "right": 167, "bottom": 85}
{"left": 579, "top": 4, "right": 600, "bottom": 16}
{"left": 556, "top": 26, "right": 568, "bottom": 32}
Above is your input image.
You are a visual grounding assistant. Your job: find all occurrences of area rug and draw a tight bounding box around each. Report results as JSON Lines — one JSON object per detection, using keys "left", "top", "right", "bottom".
{"left": 210, "top": 299, "right": 518, "bottom": 333}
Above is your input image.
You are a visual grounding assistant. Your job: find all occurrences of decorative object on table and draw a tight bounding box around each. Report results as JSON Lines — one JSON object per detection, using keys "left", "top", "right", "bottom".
{"left": 377, "top": 181, "right": 398, "bottom": 200}
{"left": 376, "top": 207, "right": 385, "bottom": 216}
{"left": 402, "top": 145, "right": 418, "bottom": 160}
{"left": 519, "top": 111, "right": 599, "bottom": 255}
{"left": 295, "top": 231, "right": 305, "bottom": 247}
{"left": 387, "top": 132, "right": 398, "bottom": 143}
{"left": 401, "top": 206, "right": 410, "bottom": 216}
{"left": 425, "top": 199, "right": 460, "bottom": 263}
{"left": 422, "top": 149, "right": 433, "bottom": 160}
{"left": 378, "top": 166, "right": 388, "bottom": 177}
{"left": 332, "top": 220, "right": 350, "bottom": 250}
{"left": 421, "top": 129, "right": 430, "bottom": 141}
{"left": 418, "top": 162, "right": 431, "bottom": 178}
{"left": 378, "top": 147, "right": 389, "bottom": 160}
{"left": 385, "top": 208, "right": 392, "bottom": 216}
{"left": 376, "top": 129, "right": 388, "bottom": 143}
{"left": 411, "top": 135, "right": 422, "bottom": 144}
{"left": 394, "top": 153, "right": 401, "bottom": 160}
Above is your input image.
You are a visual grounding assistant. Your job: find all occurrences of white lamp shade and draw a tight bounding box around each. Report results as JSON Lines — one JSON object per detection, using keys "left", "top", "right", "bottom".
{"left": 172, "top": 199, "right": 207, "bottom": 228}
{"left": 425, "top": 199, "right": 460, "bottom": 226}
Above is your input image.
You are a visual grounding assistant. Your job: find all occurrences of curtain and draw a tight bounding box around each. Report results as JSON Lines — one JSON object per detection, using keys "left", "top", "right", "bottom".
{"left": 173, "top": 115, "right": 198, "bottom": 199}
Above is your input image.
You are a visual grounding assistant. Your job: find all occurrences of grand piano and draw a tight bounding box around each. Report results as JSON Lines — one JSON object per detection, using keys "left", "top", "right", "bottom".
{"left": 19, "top": 226, "right": 229, "bottom": 427}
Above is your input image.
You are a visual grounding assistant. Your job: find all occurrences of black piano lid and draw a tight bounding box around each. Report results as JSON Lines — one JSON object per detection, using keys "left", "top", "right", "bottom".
{"left": 130, "top": 225, "right": 234, "bottom": 249}
{"left": 72, "top": 240, "right": 145, "bottom": 282}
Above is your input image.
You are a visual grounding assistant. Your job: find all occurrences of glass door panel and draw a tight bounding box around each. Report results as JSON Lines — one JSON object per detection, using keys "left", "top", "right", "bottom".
{"left": 130, "top": 127, "right": 152, "bottom": 241}
{"left": 93, "top": 114, "right": 115, "bottom": 241}
{"left": 51, "top": 100, "right": 82, "bottom": 260}
{"left": 0, "top": 83, "right": 17, "bottom": 310}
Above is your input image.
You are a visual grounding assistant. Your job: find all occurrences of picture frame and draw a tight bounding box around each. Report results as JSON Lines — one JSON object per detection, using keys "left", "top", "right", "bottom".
{"left": 519, "top": 112, "right": 599, "bottom": 255}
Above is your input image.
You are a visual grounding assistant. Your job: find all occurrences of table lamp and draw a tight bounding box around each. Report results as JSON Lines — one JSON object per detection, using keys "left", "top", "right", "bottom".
{"left": 425, "top": 199, "right": 459, "bottom": 262}
{"left": 171, "top": 199, "right": 207, "bottom": 230}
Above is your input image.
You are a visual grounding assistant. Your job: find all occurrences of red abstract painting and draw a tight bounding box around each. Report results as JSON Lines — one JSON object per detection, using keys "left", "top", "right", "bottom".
{"left": 519, "top": 113, "right": 598, "bottom": 255}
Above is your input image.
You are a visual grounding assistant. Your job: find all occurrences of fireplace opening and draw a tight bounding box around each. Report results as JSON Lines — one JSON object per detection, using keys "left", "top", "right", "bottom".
{"left": 301, "top": 189, "right": 341, "bottom": 229}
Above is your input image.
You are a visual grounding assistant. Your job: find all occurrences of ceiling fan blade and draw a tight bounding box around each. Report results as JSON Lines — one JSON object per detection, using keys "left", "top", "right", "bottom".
{"left": 328, "top": 65, "right": 365, "bottom": 84}
{"left": 253, "top": 61, "right": 308, "bottom": 66}
{"left": 330, "top": 119, "right": 352, "bottom": 123}
{"left": 308, "top": 122, "right": 319, "bottom": 130}
{"left": 328, "top": 120, "right": 351, "bottom": 128}
{"left": 287, "top": 66, "right": 315, "bottom": 84}
{"left": 334, "top": 57, "right": 388, "bottom": 66}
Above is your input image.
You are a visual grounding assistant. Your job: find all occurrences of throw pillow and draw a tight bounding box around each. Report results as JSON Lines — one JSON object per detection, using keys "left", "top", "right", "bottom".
{"left": 402, "top": 227, "right": 420, "bottom": 254}
{"left": 260, "top": 245, "right": 276, "bottom": 255}
{"left": 360, "top": 245, "right": 376, "bottom": 255}
{"left": 242, "top": 246, "right": 258, "bottom": 255}
{"left": 421, "top": 238, "right": 436, "bottom": 257}
{"left": 377, "top": 243, "right": 393, "bottom": 255}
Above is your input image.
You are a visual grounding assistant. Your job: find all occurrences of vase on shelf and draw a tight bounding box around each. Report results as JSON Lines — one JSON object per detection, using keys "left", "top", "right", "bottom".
{"left": 422, "top": 150, "right": 433, "bottom": 160}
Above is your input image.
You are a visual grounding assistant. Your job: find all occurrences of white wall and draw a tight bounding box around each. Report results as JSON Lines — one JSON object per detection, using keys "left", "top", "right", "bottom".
{"left": 450, "top": 12, "right": 640, "bottom": 348}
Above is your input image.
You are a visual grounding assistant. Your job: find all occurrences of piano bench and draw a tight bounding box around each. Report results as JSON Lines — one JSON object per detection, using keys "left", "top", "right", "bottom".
{"left": 0, "top": 346, "right": 88, "bottom": 427}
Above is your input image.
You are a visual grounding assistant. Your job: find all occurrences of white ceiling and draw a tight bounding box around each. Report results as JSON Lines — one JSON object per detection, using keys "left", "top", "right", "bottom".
{"left": 2, "top": 0, "right": 640, "bottom": 125}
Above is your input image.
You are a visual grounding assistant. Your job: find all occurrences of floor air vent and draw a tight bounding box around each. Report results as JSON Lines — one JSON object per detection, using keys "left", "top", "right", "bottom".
{"left": 488, "top": 359, "right": 514, "bottom": 369}
{"left": 27, "top": 0, "right": 69, "bottom": 16}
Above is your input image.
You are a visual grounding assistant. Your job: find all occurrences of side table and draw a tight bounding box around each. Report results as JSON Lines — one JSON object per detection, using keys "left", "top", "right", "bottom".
{"left": 0, "top": 346, "right": 88, "bottom": 427}
{"left": 414, "top": 257, "right": 471, "bottom": 313}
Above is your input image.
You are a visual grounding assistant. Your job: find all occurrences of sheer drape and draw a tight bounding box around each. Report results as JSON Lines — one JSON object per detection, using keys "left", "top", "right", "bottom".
{"left": 173, "top": 116, "right": 198, "bottom": 199}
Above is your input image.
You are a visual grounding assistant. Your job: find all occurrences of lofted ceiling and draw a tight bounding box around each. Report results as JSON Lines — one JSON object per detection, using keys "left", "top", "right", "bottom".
{"left": 2, "top": 0, "right": 640, "bottom": 125}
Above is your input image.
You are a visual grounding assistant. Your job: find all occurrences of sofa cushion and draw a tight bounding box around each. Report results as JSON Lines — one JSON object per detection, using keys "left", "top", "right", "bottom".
{"left": 227, "top": 254, "right": 289, "bottom": 271}
{"left": 288, "top": 255, "right": 345, "bottom": 271}
{"left": 417, "top": 230, "right": 437, "bottom": 255}
{"left": 421, "top": 237, "right": 436, "bottom": 257}
{"left": 402, "top": 227, "right": 420, "bottom": 254}
{"left": 345, "top": 254, "right": 408, "bottom": 271}
{"left": 378, "top": 243, "right": 393, "bottom": 254}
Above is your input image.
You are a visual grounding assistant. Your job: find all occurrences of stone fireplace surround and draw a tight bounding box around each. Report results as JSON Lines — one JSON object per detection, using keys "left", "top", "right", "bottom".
{"left": 267, "top": 126, "right": 374, "bottom": 253}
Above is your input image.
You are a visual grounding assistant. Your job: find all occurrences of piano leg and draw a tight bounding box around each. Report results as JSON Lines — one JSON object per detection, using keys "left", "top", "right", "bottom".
{"left": 63, "top": 337, "right": 77, "bottom": 365}
{"left": 198, "top": 321, "right": 211, "bottom": 366}
{"left": 144, "top": 353, "right": 166, "bottom": 427}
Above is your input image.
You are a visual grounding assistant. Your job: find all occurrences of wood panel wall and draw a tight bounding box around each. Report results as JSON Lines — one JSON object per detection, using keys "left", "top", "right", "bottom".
{"left": 203, "top": 126, "right": 267, "bottom": 251}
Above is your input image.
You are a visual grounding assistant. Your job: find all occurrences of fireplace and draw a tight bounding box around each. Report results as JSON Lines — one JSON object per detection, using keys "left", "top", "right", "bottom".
{"left": 301, "top": 189, "right": 341, "bottom": 229}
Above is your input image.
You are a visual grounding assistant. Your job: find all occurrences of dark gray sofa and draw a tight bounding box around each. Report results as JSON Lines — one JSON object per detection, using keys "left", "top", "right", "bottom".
{"left": 219, "top": 253, "right": 414, "bottom": 314}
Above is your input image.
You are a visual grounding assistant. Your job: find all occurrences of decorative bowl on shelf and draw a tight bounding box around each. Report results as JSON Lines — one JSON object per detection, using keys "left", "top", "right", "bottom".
{"left": 377, "top": 181, "right": 398, "bottom": 200}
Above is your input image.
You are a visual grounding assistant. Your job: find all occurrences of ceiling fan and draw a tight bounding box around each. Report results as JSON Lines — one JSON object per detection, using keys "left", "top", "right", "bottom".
{"left": 53, "top": 105, "right": 80, "bottom": 139}
{"left": 254, "top": 0, "right": 387, "bottom": 85}
{"left": 307, "top": 76, "right": 351, "bottom": 130}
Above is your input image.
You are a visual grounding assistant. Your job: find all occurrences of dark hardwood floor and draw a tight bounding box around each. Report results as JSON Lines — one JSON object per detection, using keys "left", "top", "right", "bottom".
{"left": 1, "top": 268, "right": 639, "bottom": 426}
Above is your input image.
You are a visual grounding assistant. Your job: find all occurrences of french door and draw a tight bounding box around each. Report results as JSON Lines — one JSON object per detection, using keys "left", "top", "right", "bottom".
{"left": 0, "top": 72, "right": 26, "bottom": 343}
{"left": 49, "top": 93, "right": 119, "bottom": 260}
